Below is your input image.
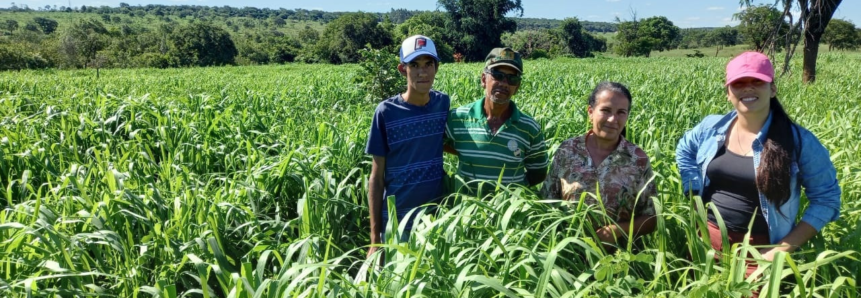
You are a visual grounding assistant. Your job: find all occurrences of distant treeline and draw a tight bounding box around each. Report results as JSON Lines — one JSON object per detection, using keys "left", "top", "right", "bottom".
{"left": 516, "top": 18, "right": 617, "bottom": 33}
{"left": 1, "top": 4, "right": 618, "bottom": 33}
{"left": 3, "top": 3, "right": 855, "bottom": 71}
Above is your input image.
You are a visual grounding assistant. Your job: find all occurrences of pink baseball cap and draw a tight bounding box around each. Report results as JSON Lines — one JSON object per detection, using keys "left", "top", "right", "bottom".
{"left": 725, "top": 51, "right": 774, "bottom": 86}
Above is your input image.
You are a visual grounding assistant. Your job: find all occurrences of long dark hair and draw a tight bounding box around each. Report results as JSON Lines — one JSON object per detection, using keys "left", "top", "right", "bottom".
{"left": 588, "top": 81, "right": 632, "bottom": 138}
{"left": 757, "top": 97, "right": 800, "bottom": 208}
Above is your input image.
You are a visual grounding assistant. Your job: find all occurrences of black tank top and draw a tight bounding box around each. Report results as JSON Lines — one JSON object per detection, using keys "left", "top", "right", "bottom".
{"left": 704, "top": 145, "right": 769, "bottom": 234}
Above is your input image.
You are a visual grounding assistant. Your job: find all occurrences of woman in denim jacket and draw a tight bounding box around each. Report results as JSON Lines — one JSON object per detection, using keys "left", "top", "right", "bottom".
{"left": 676, "top": 52, "right": 841, "bottom": 265}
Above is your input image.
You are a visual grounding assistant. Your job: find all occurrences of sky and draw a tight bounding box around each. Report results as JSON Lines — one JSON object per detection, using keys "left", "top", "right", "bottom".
{"left": 4, "top": 0, "right": 860, "bottom": 28}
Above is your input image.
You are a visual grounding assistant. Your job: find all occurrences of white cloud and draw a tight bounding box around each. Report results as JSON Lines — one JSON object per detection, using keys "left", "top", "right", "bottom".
{"left": 720, "top": 17, "right": 739, "bottom": 26}
{"left": 707, "top": 6, "right": 724, "bottom": 11}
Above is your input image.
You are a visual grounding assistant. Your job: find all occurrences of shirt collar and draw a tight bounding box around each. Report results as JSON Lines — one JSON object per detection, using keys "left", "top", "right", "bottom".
{"left": 721, "top": 110, "right": 774, "bottom": 143}
{"left": 468, "top": 97, "right": 522, "bottom": 123}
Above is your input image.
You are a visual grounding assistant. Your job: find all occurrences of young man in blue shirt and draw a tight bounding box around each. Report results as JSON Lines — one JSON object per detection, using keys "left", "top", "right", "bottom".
{"left": 365, "top": 35, "right": 450, "bottom": 258}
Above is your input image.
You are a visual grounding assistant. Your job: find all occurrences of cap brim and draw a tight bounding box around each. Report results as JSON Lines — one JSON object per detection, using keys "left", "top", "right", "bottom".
{"left": 488, "top": 62, "right": 522, "bottom": 74}
{"left": 725, "top": 72, "right": 773, "bottom": 86}
{"left": 402, "top": 51, "right": 440, "bottom": 63}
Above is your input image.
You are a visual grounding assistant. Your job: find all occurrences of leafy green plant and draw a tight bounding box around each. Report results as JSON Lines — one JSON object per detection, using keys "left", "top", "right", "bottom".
{"left": 354, "top": 45, "right": 405, "bottom": 102}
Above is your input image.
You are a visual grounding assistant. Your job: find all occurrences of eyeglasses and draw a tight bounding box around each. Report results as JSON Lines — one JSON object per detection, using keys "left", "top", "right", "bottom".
{"left": 484, "top": 69, "right": 522, "bottom": 85}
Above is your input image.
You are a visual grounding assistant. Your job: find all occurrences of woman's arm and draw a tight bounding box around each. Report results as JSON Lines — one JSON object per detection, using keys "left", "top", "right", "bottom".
{"left": 676, "top": 126, "right": 704, "bottom": 196}
{"left": 759, "top": 128, "right": 843, "bottom": 261}
{"left": 759, "top": 221, "right": 816, "bottom": 261}
{"left": 597, "top": 214, "right": 657, "bottom": 243}
{"left": 795, "top": 128, "right": 842, "bottom": 231}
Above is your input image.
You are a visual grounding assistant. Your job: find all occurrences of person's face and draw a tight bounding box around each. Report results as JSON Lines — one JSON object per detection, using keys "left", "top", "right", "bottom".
{"left": 481, "top": 65, "right": 521, "bottom": 105}
{"left": 399, "top": 55, "right": 437, "bottom": 94}
{"left": 588, "top": 90, "right": 630, "bottom": 142}
{"left": 727, "top": 77, "right": 776, "bottom": 116}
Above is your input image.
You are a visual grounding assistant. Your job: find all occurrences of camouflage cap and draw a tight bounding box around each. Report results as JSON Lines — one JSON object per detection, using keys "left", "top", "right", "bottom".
{"left": 485, "top": 47, "right": 523, "bottom": 74}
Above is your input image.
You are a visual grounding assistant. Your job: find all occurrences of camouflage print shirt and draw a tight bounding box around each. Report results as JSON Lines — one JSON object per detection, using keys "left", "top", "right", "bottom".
{"left": 540, "top": 133, "right": 656, "bottom": 221}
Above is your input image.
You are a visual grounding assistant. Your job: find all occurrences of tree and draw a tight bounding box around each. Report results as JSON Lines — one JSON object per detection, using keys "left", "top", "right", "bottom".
{"left": 614, "top": 19, "right": 656, "bottom": 57}
{"left": 297, "top": 26, "right": 319, "bottom": 45}
{"left": 560, "top": 18, "right": 589, "bottom": 57}
{"left": 734, "top": 5, "right": 788, "bottom": 52}
{"left": 502, "top": 29, "right": 563, "bottom": 59}
{"left": 169, "top": 22, "right": 237, "bottom": 67}
{"left": 3, "top": 20, "right": 19, "bottom": 34}
{"left": 63, "top": 19, "right": 110, "bottom": 68}
{"left": 0, "top": 42, "right": 50, "bottom": 70}
{"left": 740, "top": 0, "right": 843, "bottom": 83}
{"left": 438, "top": 0, "right": 523, "bottom": 62}
{"left": 639, "top": 16, "right": 681, "bottom": 52}
{"left": 314, "top": 12, "right": 393, "bottom": 64}
{"left": 823, "top": 18, "right": 859, "bottom": 50}
{"left": 705, "top": 26, "right": 740, "bottom": 56}
{"left": 33, "top": 17, "right": 58, "bottom": 34}
{"left": 613, "top": 15, "right": 680, "bottom": 57}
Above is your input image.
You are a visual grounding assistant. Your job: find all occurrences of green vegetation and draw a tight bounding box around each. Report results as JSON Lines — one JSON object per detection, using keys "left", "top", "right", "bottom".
{"left": 0, "top": 2, "right": 855, "bottom": 72}
{"left": 824, "top": 19, "right": 861, "bottom": 51}
{"left": 614, "top": 16, "right": 681, "bottom": 57}
{"left": 1, "top": 52, "right": 859, "bottom": 297}
{"left": 733, "top": 5, "right": 789, "bottom": 53}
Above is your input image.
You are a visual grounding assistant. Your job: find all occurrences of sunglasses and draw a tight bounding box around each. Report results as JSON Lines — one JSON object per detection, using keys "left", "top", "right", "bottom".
{"left": 484, "top": 69, "right": 522, "bottom": 85}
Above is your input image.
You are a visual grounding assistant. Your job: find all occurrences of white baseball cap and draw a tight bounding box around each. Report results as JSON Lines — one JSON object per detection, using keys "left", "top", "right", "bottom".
{"left": 399, "top": 35, "right": 440, "bottom": 63}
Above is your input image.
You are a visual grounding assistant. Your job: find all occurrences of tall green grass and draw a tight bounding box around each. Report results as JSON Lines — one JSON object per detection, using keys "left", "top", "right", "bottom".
{"left": 1, "top": 54, "right": 859, "bottom": 297}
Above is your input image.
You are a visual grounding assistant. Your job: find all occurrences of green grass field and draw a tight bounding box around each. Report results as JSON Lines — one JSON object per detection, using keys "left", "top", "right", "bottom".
{"left": 1, "top": 53, "right": 859, "bottom": 297}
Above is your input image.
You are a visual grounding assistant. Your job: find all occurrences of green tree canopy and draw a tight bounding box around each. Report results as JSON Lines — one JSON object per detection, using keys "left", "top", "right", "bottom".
{"left": 438, "top": 0, "right": 523, "bottom": 62}
{"left": 169, "top": 22, "right": 237, "bottom": 67}
{"left": 315, "top": 12, "right": 393, "bottom": 64}
{"left": 705, "top": 26, "right": 740, "bottom": 47}
{"left": 33, "top": 17, "right": 58, "bottom": 34}
{"left": 639, "top": 16, "right": 681, "bottom": 52}
{"left": 560, "top": 18, "right": 589, "bottom": 57}
{"left": 613, "top": 15, "right": 679, "bottom": 57}
{"left": 501, "top": 29, "right": 563, "bottom": 59}
{"left": 734, "top": 5, "right": 788, "bottom": 52}
{"left": 823, "top": 18, "right": 859, "bottom": 50}
{"left": 3, "top": 20, "right": 19, "bottom": 34}
{"left": 61, "top": 19, "right": 110, "bottom": 68}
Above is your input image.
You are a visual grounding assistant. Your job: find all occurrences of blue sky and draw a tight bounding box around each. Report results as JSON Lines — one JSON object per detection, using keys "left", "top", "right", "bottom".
{"left": 5, "top": 0, "right": 860, "bottom": 28}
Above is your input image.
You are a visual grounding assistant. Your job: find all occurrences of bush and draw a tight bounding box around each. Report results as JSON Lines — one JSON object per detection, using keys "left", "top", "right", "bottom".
{"left": 528, "top": 49, "right": 550, "bottom": 60}
{"left": 354, "top": 46, "right": 405, "bottom": 102}
{"left": 685, "top": 50, "right": 705, "bottom": 58}
{"left": 0, "top": 42, "right": 50, "bottom": 70}
{"left": 135, "top": 52, "right": 174, "bottom": 68}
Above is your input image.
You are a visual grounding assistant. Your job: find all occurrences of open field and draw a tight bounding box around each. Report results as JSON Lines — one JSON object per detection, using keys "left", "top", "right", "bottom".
{"left": 650, "top": 44, "right": 861, "bottom": 58}
{"left": 1, "top": 53, "right": 860, "bottom": 297}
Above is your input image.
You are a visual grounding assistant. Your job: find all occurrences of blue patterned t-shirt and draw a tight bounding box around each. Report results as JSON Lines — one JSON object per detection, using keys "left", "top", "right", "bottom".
{"left": 365, "top": 90, "right": 450, "bottom": 228}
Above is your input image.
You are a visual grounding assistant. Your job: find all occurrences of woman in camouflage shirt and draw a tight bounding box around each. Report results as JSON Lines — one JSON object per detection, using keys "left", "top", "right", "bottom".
{"left": 541, "top": 82, "right": 657, "bottom": 249}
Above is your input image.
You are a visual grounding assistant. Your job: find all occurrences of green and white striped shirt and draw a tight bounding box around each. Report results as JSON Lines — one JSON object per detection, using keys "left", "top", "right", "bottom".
{"left": 445, "top": 98, "right": 549, "bottom": 190}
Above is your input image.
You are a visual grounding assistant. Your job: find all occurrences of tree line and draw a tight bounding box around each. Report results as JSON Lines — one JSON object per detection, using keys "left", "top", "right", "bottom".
{"left": 1, "top": 1, "right": 859, "bottom": 72}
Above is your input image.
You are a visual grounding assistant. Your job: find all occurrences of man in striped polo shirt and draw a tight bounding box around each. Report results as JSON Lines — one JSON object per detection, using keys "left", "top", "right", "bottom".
{"left": 366, "top": 35, "right": 450, "bottom": 258}
{"left": 444, "top": 47, "right": 548, "bottom": 195}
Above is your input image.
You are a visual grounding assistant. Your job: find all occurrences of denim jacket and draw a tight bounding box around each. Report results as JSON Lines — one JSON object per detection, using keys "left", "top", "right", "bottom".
{"left": 676, "top": 110, "right": 841, "bottom": 244}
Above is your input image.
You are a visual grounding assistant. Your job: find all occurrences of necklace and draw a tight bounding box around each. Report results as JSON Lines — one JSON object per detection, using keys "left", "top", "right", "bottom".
{"left": 734, "top": 125, "right": 753, "bottom": 156}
